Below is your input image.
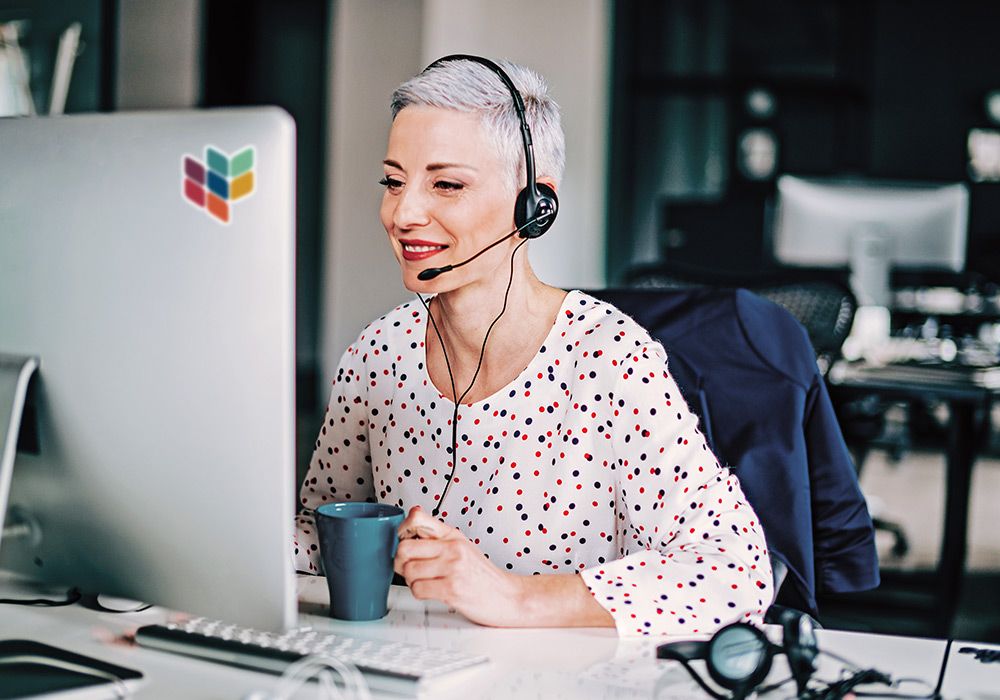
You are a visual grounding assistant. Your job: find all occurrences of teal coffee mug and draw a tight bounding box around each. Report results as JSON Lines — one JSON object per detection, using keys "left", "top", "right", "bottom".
{"left": 314, "top": 502, "right": 405, "bottom": 621}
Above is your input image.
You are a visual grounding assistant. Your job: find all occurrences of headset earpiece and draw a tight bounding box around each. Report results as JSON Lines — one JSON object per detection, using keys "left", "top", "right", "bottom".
{"left": 424, "top": 55, "right": 558, "bottom": 242}
{"left": 515, "top": 182, "right": 559, "bottom": 239}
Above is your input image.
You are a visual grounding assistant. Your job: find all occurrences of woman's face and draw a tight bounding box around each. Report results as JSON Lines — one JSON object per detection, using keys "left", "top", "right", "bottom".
{"left": 380, "top": 106, "right": 519, "bottom": 293}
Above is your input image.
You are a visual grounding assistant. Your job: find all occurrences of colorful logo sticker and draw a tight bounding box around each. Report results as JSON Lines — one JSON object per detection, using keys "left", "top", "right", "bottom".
{"left": 182, "top": 145, "right": 256, "bottom": 224}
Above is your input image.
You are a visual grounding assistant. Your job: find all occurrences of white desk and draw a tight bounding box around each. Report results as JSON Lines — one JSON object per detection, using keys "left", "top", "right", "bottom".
{"left": 2, "top": 574, "right": 997, "bottom": 699}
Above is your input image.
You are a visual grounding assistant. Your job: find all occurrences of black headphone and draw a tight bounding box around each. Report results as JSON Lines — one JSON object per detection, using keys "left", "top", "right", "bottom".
{"left": 656, "top": 607, "right": 819, "bottom": 700}
{"left": 421, "top": 54, "right": 559, "bottom": 239}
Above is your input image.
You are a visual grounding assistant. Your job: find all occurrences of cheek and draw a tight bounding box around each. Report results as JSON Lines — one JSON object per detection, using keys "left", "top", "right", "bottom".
{"left": 380, "top": 195, "right": 394, "bottom": 231}
{"left": 453, "top": 198, "right": 513, "bottom": 242}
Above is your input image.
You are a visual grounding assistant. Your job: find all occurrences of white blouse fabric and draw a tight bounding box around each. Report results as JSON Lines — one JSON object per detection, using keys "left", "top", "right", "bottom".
{"left": 294, "top": 290, "right": 772, "bottom": 636}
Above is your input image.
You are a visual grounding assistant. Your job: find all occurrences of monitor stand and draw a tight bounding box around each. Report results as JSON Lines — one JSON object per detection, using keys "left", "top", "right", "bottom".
{"left": 0, "top": 353, "right": 38, "bottom": 548}
{"left": 849, "top": 226, "right": 892, "bottom": 308}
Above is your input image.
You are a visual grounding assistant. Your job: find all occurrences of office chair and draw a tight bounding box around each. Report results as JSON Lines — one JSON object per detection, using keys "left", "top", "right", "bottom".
{"left": 588, "top": 287, "right": 880, "bottom": 617}
{"left": 627, "top": 264, "right": 856, "bottom": 375}
{"left": 628, "top": 264, "right": 911, "bottom": 559}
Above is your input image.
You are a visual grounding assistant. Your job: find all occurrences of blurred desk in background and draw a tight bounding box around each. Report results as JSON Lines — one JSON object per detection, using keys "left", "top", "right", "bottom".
{"left": 828, "top": 360, "right": 999, "bottom": 637}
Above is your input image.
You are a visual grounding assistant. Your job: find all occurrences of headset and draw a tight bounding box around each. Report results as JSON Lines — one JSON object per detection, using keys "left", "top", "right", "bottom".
{"left": 657, "top": 608, "right": 819, "bottom": 699}
{"left": 656, "top": 606, "right": 951, "bottom": 700}
{"left": 409, "top": 54, "right": 559, "bottom": 516}
{"left": 416, "top": 54, "right": 559, "bottom": 282}
{"left": 427, "top": 53, "right": 558, "bottom": 239}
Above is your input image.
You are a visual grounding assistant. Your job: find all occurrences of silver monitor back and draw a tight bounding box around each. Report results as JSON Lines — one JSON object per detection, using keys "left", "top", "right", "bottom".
{"left": 0, "top": 108, "right": 297, "bottom": 631}
{"left": 773, "top": 175, "right": 969, "bottom": 305}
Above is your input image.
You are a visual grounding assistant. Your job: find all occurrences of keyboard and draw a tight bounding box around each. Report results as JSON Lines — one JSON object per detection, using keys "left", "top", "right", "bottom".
{"left": 134, "top": 618, "right": 489, "bottom": 695}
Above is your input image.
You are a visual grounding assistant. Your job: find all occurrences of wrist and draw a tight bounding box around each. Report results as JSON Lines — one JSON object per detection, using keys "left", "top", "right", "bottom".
{"left": 500, "top": 572, "right": 615, "bottom": 628}
{"left": 506, "top": 572, "right": 536, "bottom": 621}
{"left": 506, "top": 573, "right": 570, "bottom": 627}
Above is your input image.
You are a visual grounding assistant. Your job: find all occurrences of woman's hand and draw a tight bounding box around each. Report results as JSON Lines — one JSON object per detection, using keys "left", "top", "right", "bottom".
{"left": 394, "top": 506, "right": 615, "bottom": 629}
{"left": 394, "top": 506, "right": 527, "bottom": 627}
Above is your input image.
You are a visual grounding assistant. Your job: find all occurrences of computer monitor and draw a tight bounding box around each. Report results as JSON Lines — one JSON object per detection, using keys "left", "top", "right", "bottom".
{"left": 773, "top": 175, "right": 969, "bottom": 306}
{"left": 0, "top": 108, "right": 297, "bottom": 631}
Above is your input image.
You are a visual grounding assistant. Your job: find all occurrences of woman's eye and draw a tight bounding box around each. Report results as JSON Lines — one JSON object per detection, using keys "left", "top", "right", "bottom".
{"left": 378, "top": 177, "right": 404, "bottom": 190}
{"left": 434, "top": 180, "right": 464, "bottom": 192}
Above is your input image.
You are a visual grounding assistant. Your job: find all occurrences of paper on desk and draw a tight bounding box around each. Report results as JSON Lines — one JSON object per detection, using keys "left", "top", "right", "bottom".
{"left": 579, "top": 656, "right": 705, "bottom": 699}
{"left": 570, "top": 636, "right": 708, "bottom": 699}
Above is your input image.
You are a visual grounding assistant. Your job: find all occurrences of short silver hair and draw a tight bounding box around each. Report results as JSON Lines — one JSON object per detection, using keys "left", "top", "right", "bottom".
{"left": 391, "top": 59, "right": 565, "bottom": 195}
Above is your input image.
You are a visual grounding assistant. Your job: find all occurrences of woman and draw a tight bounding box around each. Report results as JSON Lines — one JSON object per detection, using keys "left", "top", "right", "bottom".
{"left": 294, "top": 57, "right": 771, "bottom": 636}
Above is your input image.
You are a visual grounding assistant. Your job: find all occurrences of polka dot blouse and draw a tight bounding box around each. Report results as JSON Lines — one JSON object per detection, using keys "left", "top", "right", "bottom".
{"left": 294, "top": 290, "right": 772, "bottom": 636}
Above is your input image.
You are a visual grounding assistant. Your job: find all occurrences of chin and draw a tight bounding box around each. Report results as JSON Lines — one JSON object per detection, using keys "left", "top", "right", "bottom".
{"left": 401, "top": 268, "right": 464, "bottom": 296}
{"left": 402, "top": 278, "right": 429, "bottom": 294}
{"left": 401, "top": 269, "right": 442, "bottom": 294}
{"left": 396, "top": 258, "right": 436, "bottom": 293}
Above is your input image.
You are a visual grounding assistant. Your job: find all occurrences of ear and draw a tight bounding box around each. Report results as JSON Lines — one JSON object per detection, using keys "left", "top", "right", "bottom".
{"left": 536, "top": 177, "right": 558, "bottom": 195}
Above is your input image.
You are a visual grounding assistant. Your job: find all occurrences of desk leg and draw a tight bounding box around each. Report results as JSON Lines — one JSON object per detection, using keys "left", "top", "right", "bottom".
{"left": 936, "top": 401, "right": 979, "bottom": 638}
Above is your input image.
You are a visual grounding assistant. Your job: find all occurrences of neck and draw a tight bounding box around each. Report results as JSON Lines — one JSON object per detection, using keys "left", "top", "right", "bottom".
{"left": 421, "top": 251, "right": 568, "bottom": 406}
{"left": 430, "top": 253, "right": 544, "bottom": 357}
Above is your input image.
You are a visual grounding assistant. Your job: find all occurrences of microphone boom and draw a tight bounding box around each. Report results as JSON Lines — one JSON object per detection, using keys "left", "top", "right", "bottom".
{"left": 415, "top": 214, "right": 543, "bottom": 281}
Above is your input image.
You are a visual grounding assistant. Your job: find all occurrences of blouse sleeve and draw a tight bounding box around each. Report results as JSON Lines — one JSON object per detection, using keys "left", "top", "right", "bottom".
{"left": 578, "top": 342, "right": 772, "bottom": 636}
{"left": 293, "top": 341, "right": 375, "bottom": 574}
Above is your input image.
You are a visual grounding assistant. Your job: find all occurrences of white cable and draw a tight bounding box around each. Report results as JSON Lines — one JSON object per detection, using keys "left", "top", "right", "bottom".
{"left": 317, "top": 668, "right": 342, "bottom": 700}
{"left": 281, "top": 655, "right": 367, "bottom": 700}
{"left": 0, "top": 655, "right": 131, "bottom": 697}
{"left": 266, "top": 653, "right": 372, "bottom": 700}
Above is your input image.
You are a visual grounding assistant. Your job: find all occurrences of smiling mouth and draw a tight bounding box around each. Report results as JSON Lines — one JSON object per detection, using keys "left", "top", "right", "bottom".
{"left": 401, "top": 241, "right": 448, "bottom": 261}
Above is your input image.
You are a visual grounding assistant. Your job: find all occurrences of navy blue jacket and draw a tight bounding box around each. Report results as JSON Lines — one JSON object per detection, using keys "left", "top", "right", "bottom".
{"left": 588, "top": 287, "right": 879, "bottom": 614}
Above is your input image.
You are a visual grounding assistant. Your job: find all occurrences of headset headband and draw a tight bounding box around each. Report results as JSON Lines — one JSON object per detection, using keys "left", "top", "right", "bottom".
{"left": 422, "top": 54, "right": 538, "bottom": 190}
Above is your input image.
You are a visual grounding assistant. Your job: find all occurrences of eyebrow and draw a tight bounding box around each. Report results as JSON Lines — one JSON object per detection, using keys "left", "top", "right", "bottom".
{"left": 382, "top": 159, "right": 478, "bottom": 173}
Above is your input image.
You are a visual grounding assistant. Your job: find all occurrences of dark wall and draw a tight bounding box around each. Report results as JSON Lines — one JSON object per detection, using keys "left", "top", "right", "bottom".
{"left": 869, "top": 2, "right": 1000, "bottom": 279}
{"left": 609, "top": 0, "right": 1000, "bottom": 284}
{"left": 202, "top": 0, "right": 329, "bottom": 410}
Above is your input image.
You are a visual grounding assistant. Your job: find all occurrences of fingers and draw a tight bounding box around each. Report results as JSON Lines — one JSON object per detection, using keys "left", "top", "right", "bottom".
{"left": 397, "top": 505, "right": 456, "bottom": 541}
{"left": 396, "top": 537, "right": 447, "bottom": 562}
{"left": 398, "top": 523, "right": 438, "bottom": 541}
{"left": 393, "top": 537, "right": 447, "bottom": 575}
{"left": 399, "top": 553, "right": 454, "bottom": 583}
{"left": 409, "top": 577, "right": 452, "bottom": 602}
{"left": 398, "top": 539, "right": 460, "bottom": 604}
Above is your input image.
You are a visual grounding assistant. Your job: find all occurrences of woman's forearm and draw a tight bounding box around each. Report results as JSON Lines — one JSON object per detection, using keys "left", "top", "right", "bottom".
{"left": 512, "top": 573, "right": 615, "bottom": 628}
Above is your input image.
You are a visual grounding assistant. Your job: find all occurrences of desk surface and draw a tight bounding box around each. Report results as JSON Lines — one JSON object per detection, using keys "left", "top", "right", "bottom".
{"left": 829, "top": 360, "right": 1000, "bottom": 397}
{"left": 2, "top": 574, "right": 997, "bottom": 699}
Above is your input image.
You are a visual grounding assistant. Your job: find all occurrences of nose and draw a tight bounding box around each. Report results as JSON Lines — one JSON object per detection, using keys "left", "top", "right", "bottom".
{"left": 391, "top": 182, "right": 431, "bottom": 231}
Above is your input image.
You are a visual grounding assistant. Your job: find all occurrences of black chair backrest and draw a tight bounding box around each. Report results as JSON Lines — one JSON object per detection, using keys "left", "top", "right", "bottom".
{"left": 627, "top": 263, "right": 857, "bottom": 367}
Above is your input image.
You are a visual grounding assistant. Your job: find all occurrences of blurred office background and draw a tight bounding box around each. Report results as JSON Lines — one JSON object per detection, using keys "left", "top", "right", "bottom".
{"left": 2, "top": 0, "right": 999, "bottom": 642}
